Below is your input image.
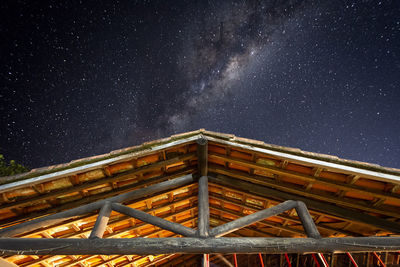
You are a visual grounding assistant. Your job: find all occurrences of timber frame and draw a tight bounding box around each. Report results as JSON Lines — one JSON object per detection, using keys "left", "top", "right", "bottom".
{"left": 1, "top": 130, "right": 400, "bottom": 266}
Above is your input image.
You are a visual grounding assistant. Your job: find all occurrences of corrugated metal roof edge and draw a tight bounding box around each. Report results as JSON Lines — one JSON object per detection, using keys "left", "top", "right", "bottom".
{"left": 1, "top": 129, "right": 399, "bottom": 188}
{"left": 0, "top": 130, "right": 203, "bottom": 186}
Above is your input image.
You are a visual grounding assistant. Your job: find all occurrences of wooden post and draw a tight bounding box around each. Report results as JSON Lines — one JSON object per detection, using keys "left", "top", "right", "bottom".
{"left": 111, "top": 203, "right": 196, "bottom": 237}
{"left": 89, "top": 202, "right": 112, "bottom": 239}
{"left": 197, "top": 137, "right": 208, "bottom": 177}
{"left": 0, "top": 174, "right": 195, "bottom": 237}
{"left": 210, "top": 200, "right": 297, "bottom": 237}
{"left": 295, "top": 201, "right": 321, "bottom": 239}
{"left": 2, "top": 237, "right": 400, "bottom": 255}
{"left": 197, "top": 137, "right": 210, "bottom": 265}
{"left": 198, "top": 176, "right": 210, "bottom": 238}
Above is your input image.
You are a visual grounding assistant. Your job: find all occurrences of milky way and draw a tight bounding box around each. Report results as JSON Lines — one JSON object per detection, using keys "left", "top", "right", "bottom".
{"left": 1, "top": 0, "right": 399, "bottom": 168}
{"left": 161, "top": 1, "right": 304, "bottom": 133}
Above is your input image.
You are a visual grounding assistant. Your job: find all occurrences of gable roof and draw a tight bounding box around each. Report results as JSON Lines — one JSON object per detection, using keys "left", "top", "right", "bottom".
{"left": 1, "top": 129, "right": 400, "bottom": 266}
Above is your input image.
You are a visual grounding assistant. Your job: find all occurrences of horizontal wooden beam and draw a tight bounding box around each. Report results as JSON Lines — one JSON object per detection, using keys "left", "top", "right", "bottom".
{"left": 111, "top": 203, "right": 197, "bottom": 237}
{"left": 1, "top": 237, "right": 400, "bottom": 255}
{"left": 0, "top": 174, "right": 195, "bottom": 237}
{"left": 208, "top": 174, "right": 400, "bottom": 233}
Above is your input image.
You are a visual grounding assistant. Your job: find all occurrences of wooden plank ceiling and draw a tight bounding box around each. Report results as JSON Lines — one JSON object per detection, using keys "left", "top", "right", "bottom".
{"left": 0, "top": 130, "right": 399, "bottom": 266}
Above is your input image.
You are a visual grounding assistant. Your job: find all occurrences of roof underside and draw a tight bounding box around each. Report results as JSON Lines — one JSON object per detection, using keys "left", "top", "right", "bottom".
{"left": 1, "top": 129, "right": 400, "bottom": 266}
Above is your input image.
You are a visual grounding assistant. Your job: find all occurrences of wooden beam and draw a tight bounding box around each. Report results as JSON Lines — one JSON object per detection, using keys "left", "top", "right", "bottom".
{"left": 205, "top": 135, "right": 400, "bottom": 183}
{"left": 89, "top": 202, "right": 112, "bottom": 239}
{"left": 210, "top": 200, "right": 298, "bottom": 237}
{"left": 0, "top": 174, "right": 195, "bottom": 237}
{"left": 111, "top": 203, "right": 197, "bottom": 237}
{"left": 210, "top": 215, "right": 276, "bottom": 237}
{"left": 295, "top": 201, "right": 321, "bottom": 239}
{"left": 216, "top": 254, "right": 234, "bottom": 267}
{"left": 198, "top": 176, "right": 210, "bottom": 237}
{"left": 0, "top": 134, "right": 201, "bottom": 192}
{"left": 2, "top": 237, "right": 400, "bottom": 255}
{"left": 210, "top": 166, "right": 400, "bottom": 218}
{"left": 197, "top": 137, "right": 208, "bottom": 176}
{"left": 210, "top": 206, "right": 305, "bottom": 236}
{"left": 208, "top": 153, "right": 400, "bottom": 203}
{"left": 21, "top": 186, "right": 197, "bottom": 240}
{"left": 0, "top": 153, "right": 196, "bottom": 213}
{"left": 208, "top": 174, "right": 400, "bottom": 233}
{"left": 209, "top": 193, "right": 358, "bottom": 236}
{"left": 0, "top": 168, "right": 195, "bottom": 227}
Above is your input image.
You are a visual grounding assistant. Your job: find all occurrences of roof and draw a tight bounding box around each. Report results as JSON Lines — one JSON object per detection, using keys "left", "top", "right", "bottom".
{"left": 1, "top": 129, "right": 400, "bottom": 266}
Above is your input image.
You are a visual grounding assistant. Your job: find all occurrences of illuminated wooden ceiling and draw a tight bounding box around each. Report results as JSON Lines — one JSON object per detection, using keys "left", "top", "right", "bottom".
{"left": 1, "top": 129, "right": 400, "bottom": 266}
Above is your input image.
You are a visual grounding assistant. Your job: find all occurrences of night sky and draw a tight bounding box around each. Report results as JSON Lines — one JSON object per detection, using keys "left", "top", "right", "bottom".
{"left": 1, "top": 0, "right": 399, "bottom": 169}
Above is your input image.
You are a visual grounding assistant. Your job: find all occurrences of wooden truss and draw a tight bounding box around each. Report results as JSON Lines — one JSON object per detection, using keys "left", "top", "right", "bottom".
{"left": 1, "top": 138, "right": 400, "bottom": 256}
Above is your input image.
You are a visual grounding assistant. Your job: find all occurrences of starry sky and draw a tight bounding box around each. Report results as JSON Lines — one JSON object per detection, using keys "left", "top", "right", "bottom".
{"left": 1, "top": 0, "right": 400, "bottom": 169}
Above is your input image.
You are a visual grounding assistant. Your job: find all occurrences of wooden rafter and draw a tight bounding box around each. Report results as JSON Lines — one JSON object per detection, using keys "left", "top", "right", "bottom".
{"left": 0, "top": 167, "right": 195, "bottom": 227}
{"left": 209, "top": 174, "right": 400, "bottom": 233}
{"left": 0, "top": 153, "right": 196, "bottom": 214}
{"left": 209, "top": 153, "right": 400, "bottom": 203}
{"left": 209, "top": 165, "right": 400, "bottom": 218}
{"left": 0, "top": 174, "right": 196, "bottom": 237}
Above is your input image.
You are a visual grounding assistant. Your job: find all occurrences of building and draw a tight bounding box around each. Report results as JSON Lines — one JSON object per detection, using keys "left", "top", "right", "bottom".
{"left": 1, "top": 129, "right": 400, "bottom": 266}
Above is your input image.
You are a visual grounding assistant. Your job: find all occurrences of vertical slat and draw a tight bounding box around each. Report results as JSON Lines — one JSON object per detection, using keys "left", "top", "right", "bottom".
{"left": 233, "top": 254, "right": 238, "bottom": 267}
{"left": 329, "top": 253, "right": 335, "bottom": 267}
{"left": 259, "top": 253, "right": 265, "bottom": 267}
{"left": 346, "top": 252, "right": 358, "bottom": 267}
{"left": 89, "top": 202, "right": 112, "bottom": 239}
{"left": 284, "top": 253, "right": 292, "bottom": 267}
{"left": 312, "top": 254, "right": 321, "bottom": 267}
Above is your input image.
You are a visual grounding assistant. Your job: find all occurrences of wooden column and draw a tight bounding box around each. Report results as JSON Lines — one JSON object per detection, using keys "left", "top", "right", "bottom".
{"left": 198, "top": 175, "right": 210, "bottom": 238}
{"left": 89, "top": 202, "right": 112, "bottom": 239}
{"left": 197, "top": 137, "right": 209, "bottom": 267}
{"left": 197, "top": 137, "right": 208, "bottom": 177}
